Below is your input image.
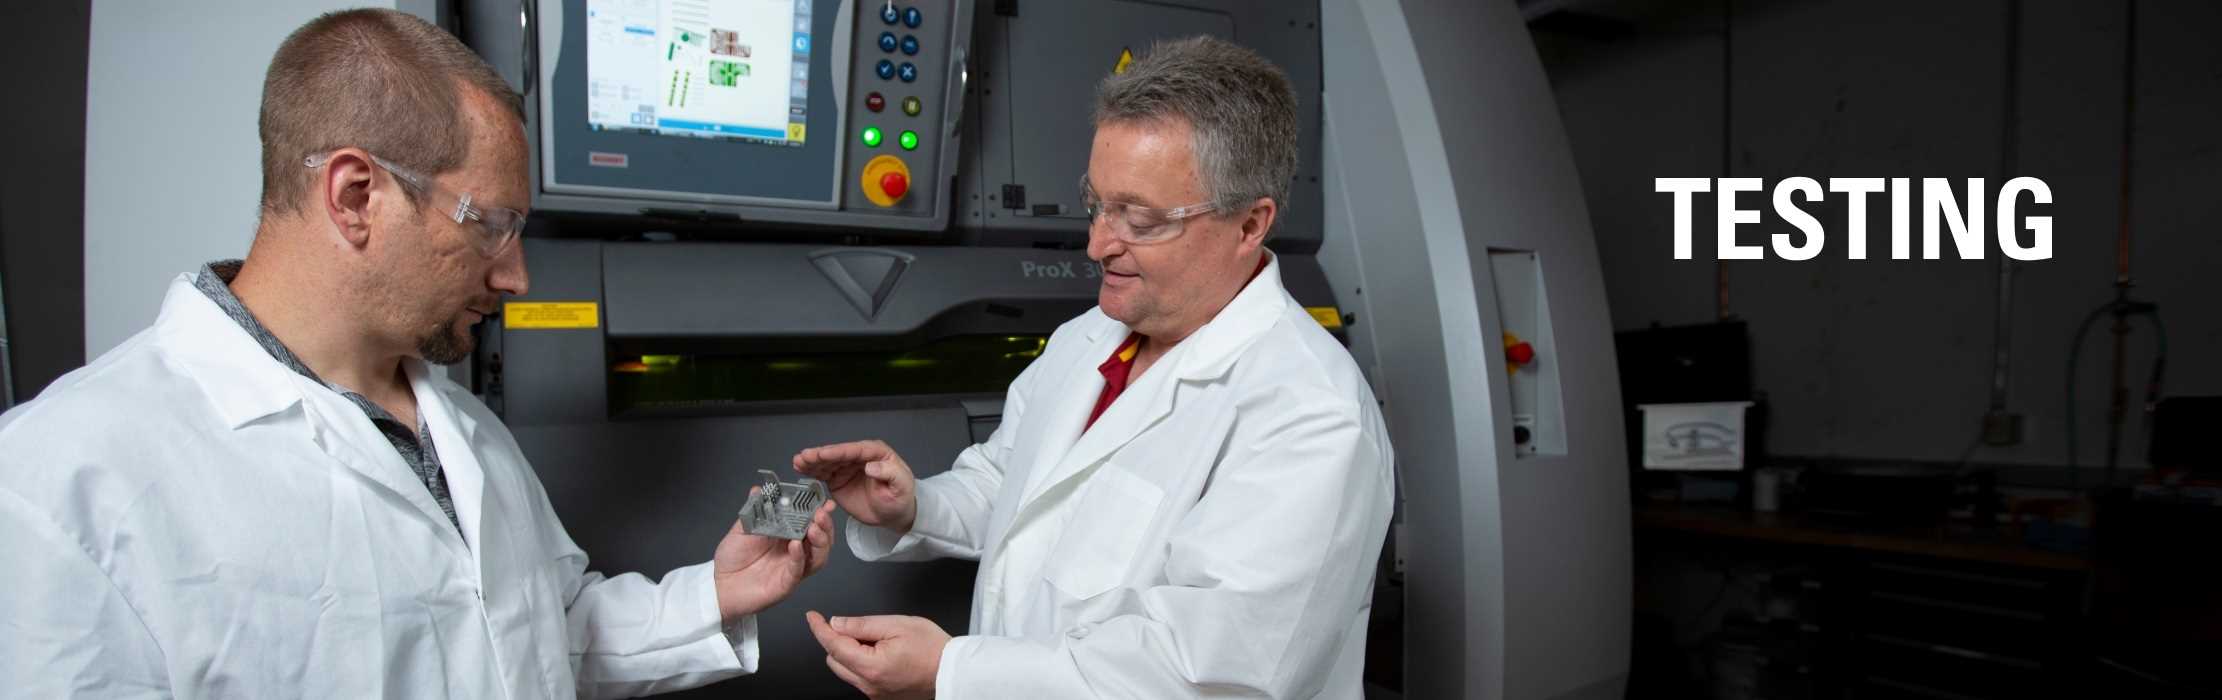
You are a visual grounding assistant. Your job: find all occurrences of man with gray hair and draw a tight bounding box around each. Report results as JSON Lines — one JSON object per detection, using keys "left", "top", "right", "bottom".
{"left": 796, "top": 36, "right": 1394, "bottom": 698}
{"left": 0, "top": 9, "right": 829, "bottom": 697}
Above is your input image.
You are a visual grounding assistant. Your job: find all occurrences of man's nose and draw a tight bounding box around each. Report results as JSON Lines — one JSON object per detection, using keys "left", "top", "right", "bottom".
{"left": 490, "top": 241, "right": 530, "bottom": 296}
{"left": 1086, "top": 218, "right": 1124, "bottom": 262}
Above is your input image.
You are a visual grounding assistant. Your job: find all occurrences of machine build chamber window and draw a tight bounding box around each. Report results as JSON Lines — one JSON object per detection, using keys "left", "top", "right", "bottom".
{"left": 608, "top": 334, "right": 1049, "bottom": 415}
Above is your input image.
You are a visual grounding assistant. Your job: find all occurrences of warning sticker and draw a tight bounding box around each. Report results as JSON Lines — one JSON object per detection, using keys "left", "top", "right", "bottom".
{"left": 505, "top": 302, "right": 600, "bottom": 329}
{"left": 1305, "top": 306, "right": 1343, "bottom": 329}
{"left": 1113, "top": 47, "right": 1133, "bottom": 74}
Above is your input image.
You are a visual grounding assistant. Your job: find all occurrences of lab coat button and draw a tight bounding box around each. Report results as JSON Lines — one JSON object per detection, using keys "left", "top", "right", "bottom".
{"left": 1067, "top": 625, "right": 1091, "bottom": 639}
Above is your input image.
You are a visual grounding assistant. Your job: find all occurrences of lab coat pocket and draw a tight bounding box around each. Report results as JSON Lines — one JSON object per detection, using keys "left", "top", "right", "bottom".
{"left": 1044, "top": 465, "right": 1164, "bottom": 600}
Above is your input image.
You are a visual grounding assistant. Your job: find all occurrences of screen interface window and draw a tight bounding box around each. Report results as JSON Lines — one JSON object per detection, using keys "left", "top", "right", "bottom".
{"left": 587, "top": 0, "right": 812, "bottom": 146}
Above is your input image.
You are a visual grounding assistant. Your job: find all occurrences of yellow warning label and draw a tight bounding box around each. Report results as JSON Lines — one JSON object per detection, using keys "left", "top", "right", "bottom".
{"left": 1113, "top": 47, "right": 1134, "bottom": 74}
{"left": 787, "top": 123, "right": 806, "bottom": 141}
{"left": 1305, "top": 306, "right": 1343, "bottom": 329}
{"left": 505, "top": 302, "right": 599, "bottom": 329}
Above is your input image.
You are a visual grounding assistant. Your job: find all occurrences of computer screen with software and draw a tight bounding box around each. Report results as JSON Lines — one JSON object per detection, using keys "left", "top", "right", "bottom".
{"left": 585, "top": 0, "right": 811, "bottom": 147}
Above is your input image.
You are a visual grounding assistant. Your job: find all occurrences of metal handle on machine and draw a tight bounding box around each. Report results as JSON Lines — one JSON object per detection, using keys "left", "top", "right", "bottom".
{"left": 518, "top": 0, "right": 539, "bottom": 96}
{"left": 945, "top": 46, "right": 968, "bottom": 140}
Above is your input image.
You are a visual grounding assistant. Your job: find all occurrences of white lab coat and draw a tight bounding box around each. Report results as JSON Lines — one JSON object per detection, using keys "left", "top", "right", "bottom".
{"left": 0, "top": 274, "right": 755, "bottom": 698}
{"left": 850, "top": 254, "right": 1396, "bottom": 698}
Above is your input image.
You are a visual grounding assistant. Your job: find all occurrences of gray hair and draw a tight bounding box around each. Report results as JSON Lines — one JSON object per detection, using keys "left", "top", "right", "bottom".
{"left": 1092, "top": 35, "right": 1298, "bottom": 224}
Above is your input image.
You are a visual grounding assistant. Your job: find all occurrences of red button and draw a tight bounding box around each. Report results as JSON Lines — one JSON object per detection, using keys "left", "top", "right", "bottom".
{"left": 879, "top": 171, "right": 909, "bottom": 200}
{"left": 1507, "top": 342, "right": 1536, "bottom": 365}
{"left": 866, "top": 93, "right": 886, "bottom": 112}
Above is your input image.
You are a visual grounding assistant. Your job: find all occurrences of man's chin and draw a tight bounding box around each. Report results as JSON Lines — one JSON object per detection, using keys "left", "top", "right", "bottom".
{"left": 417, "top": 326, "right": 476, "bottom": 366}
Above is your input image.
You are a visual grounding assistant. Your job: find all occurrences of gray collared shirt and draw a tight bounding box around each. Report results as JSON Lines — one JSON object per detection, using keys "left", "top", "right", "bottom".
{"left": 194, "top": 260, "right": 460, "bottom": 532}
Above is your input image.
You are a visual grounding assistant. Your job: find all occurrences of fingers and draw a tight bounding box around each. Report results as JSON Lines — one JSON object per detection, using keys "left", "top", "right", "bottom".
{"left": 829, "top": 614, "right": 910, "bottom": 643}
{"left": 807, "top": 610, "right": 873, "bottom": 665}
{"left": 797, "top": 441, "right": 894, "bottom": 472}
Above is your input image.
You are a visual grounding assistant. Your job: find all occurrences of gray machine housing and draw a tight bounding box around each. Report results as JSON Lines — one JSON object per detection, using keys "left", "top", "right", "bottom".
{"left": 465, "top": 1, "right": 1630, "bottom": 699}
{"left": 463, "top": 0, "right": 974, "bottom": 231}
{"left": 951, "top": 0, "right": 1325, "bottom": 251}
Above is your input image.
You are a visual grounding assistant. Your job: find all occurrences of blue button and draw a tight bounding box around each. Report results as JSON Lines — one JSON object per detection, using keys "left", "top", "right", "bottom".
{"left": 898, "top": 62, "right": 917, "bottom": 82}
{"left": 880, "top": 4, "right": 899, "bottom": 24}
{"left": 878, "top": 32, "right": 897, "bottom": 53}
{"left": 792, "top": 34, "right": 810, "bottom": 54}
{"left": 903, "top": 7, "right": 923, "bottom": 28}
{"left": 901, "top": 35, "right": 920, "bottom": 55}
{"left": 876, "top": 59, "right": 895, "bottom": 80}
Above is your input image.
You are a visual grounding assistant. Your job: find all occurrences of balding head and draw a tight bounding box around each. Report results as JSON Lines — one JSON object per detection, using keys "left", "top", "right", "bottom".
{"left": 257, "top": 8, "right": 523, "bottom": 217}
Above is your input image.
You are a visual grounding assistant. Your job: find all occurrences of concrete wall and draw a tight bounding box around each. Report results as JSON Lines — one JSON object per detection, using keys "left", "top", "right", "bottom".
{"left": 1537, "top": 0, "right": 2219, "bottom": 472}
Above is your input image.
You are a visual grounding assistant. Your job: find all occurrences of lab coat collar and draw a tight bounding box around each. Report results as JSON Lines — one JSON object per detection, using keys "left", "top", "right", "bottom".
{"left": 1018, "top": 252, "right": 1290, "bottom": 511}
{"left": 153, "top": 273, "right": 308, "bottom": 430}
{"left": 158, "top": 272, "right": 477, "bottom": 557}
{"left": 1082, "top": 250, "right": 1289, "bottom": 382}
{"left": 407, "top": 360, "right": 486, "bottom": 553}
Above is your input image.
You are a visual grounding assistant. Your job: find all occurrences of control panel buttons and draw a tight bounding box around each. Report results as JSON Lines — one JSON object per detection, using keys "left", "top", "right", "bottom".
{"left": 897, "top": 62, "right": 917, "bottom": 82}
{"left": 900, "top": 35, "right": 920, "bottom": 55}
{"left": 866, "top": 92, "right": 886, "bottom": 112}
{"left": 876, "top": 59, "right": 895, "bottom": 80}
{"left": 880, "top": 4, "right": 899, "bottom": 24}
{"left": 860, "top": 126, "right": 883, "bottom": 148}
{"left": 901, "top": 95, "right": 922, "bottom": 117}
{"left": 903, "top": 7, "right": 923, "bottom": 28}
{"left": 898, "top": 130, "right": 919, "bottom": 151}
{"left": 878, "top": 32, "right": 898, "bottom": 53}
{"left": 860, "top": 155, "right": 912, "bottom": 207}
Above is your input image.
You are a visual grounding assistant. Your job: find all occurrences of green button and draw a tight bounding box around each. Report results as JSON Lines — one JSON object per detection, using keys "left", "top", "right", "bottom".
{"left": 861, "top": 126, "right": 883, "bottom": 147}
{"left": 902, "top": 96, "right": 923, "bottom": 116}
{"left": 899, "top": 130, "right": 919, "bottom": 151}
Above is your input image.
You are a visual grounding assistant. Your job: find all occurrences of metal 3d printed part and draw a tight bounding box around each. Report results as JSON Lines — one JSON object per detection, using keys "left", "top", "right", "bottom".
{"left": 738, "top": 470, "right": 827, "bottom": 540}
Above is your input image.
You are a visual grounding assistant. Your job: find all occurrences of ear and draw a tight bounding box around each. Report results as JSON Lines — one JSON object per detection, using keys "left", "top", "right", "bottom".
{"left": 318, "top": 149, "right": 379, "bottom": 250}
{"left": 1236, "top": 196, "right": 1277, "bottom": 254}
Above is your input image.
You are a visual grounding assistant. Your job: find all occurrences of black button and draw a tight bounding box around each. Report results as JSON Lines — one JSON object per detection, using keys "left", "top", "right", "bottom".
{"left": 876, "top": 59, "right": 895, "bottom": 80}
{"left": 880, "top": 4, "right": 899, "bottom": 24}
{"left": 897, "top": 62, "right": 917, "bottom": 82}
{"left": 903, "top": 7, "right": 923, "bottom": 28}
{"left": 878, "top": 32, "right": 897, "bottom": 53}
{"left": 901, "top": 35, "right": 920, "bottom": 56}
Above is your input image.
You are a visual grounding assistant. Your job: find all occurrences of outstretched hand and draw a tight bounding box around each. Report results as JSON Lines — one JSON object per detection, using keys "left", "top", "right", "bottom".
{"left": 712, "top": 491, "right": 835, "bottom": 622}
{"left": 793, "top": 440, "right": 919, "bottom": 535}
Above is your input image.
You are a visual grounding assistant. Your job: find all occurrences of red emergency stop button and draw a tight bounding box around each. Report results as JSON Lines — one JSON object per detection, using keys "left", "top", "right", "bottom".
{"left": 860, "top": 155, "right": 912, "bottom": 207}
{"left": 1502, "top": 331, "right": 1536, "bottom": 375}
{"left": 1507, "top": 341, "right": 1535, "bottom": 365}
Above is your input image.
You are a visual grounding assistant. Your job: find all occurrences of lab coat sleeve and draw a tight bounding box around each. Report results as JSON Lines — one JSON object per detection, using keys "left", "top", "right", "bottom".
{"left": 546, "top": 476, "right": 755, "bottom": 700}
{"left": 0, "top": 487, "right": 170, "bottom": 698}
{"left": 936, "top": 385, "right": 1394, "bottom": 699}
{"left": 848, "top": 349, "right": 1040, "bottom": 563}
{"left": 564, "top": 556, "right": 754, "bottom": 698}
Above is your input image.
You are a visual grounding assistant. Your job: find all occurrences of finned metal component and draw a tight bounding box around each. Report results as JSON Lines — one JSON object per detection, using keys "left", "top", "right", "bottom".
{"left": 737, "top": 470, "right": 826, "bottom": 540}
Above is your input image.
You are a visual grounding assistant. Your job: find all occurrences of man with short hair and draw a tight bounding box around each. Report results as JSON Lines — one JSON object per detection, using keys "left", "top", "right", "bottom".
{"left": 797, "top": 36, "right": 1395, "bottom": 699}
{"left": 0, "top": 9, "right": 829, "bottom": 697}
